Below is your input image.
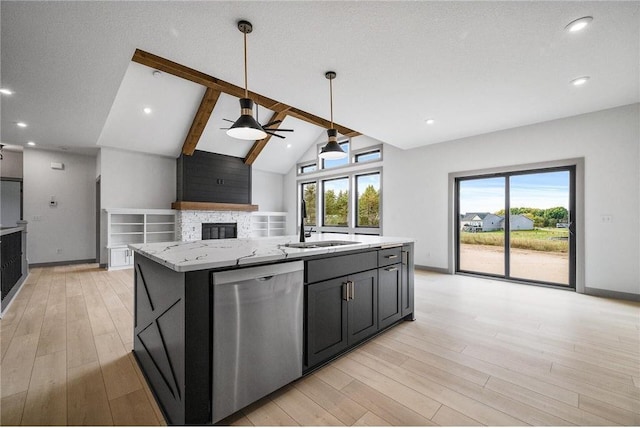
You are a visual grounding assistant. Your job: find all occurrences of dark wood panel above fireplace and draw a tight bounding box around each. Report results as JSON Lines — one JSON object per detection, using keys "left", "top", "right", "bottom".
{"left": 177, "top": 151, "right": 251, "bottom": 204}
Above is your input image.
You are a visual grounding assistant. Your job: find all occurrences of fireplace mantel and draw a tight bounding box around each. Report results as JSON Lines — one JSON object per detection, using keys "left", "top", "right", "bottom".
{"left": 171, "top": 201, "right": 259, "bottom": 212}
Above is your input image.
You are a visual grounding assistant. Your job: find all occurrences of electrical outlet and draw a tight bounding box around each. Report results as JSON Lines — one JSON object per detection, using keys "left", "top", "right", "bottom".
{"left": 56, "top": 248, "right": 63, "bottom": 254}
{"left": 601, "top": 215, "right": 613, "bottom": 223}
{"left": 32, "top": 215, "right": 42, "bottom": 221}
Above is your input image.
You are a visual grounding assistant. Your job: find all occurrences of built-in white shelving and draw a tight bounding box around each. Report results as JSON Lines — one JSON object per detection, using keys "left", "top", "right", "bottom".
{"left": 105, "top": 208, "right": 176, "bottom": 269}
{"left": 250, "top": 212, "right": 287, "bottom": 238}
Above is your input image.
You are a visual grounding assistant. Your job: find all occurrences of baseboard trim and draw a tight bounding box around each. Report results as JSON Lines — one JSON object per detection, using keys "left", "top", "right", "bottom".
{"left": 29, "top": 259, "right": 97, "bottom": 268}
{"left": 415, "top": 265, "right": 450, "bottom": 274}
{"left": 584, "top": 287, "right": 639, "bottom": 302}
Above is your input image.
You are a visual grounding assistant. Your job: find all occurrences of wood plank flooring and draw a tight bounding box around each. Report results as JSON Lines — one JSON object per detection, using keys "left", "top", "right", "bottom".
{"left": 1, "top": 265, "right": 638, "bottom": 426}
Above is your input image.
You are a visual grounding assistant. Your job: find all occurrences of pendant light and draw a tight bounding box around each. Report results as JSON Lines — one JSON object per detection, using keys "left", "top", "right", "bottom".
{"left": 319, "top": 71, "right": 347, "bottom": 159}
{"left": 226, "top": 20, "right": 268, "bottom": 141}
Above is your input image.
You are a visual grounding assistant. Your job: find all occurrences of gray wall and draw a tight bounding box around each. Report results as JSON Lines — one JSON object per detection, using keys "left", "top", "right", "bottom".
{"left": 1, "top": 181, "right": 21, "bottom": 227}
{"left": 0, "top": 149, "right": 23, "bottom": 178}
{"left": 383, "top": 103, "right": 639, "bottom": 295}
{"left": 1, "top": 150, "right": 24, "bottom": 228}
{"left": 24, "top": 150, "right": 96, "bottom": 264}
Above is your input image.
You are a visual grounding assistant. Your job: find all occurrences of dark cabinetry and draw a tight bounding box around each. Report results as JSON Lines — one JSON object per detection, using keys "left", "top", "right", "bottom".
{"left": 305, "top": 245, "right": 414, "bottom": 371}
{"left": 306, "top": 269, "right": 378, "bottom": 368}
{"left": 401, "top": 245, "right": 415, "bottom": 318}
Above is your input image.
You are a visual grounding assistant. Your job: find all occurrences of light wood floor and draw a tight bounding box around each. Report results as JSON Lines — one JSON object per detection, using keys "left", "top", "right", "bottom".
{"left": 1, "top": 265, "right": 639, "bottom": 426}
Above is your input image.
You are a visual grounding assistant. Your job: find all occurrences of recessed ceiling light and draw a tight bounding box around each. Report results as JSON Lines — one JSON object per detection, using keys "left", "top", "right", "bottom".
{"left": 0, "top": 88, "right": 14, "bottom": 95}
{"left": 27, "top": 141, "right": 36, "bottom": 146}
{"left": 16, "top": 122, "right": 27, "bottom": 128}
{"left": 425, "top": 119, "right": 435, "bottom": 125}
{"left": 143, "top": 107, "right": 152, "bottom": 114}
{"left": 286, "top": 144, "right": 292, "bottom": 148}
{"left": 571, "top": 76, "right": 590, "bottom": 86}
{"left": 565, "top": 16, "right": 593, "bottom": 33}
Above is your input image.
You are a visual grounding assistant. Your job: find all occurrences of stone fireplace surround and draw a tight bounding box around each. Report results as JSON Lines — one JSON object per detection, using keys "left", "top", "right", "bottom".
{"left": 176, "top": 210, "right": 252, "bottom": 242}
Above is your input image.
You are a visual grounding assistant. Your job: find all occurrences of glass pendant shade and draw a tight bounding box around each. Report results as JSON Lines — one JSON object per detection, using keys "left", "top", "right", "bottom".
{"left": 226, "top": 98, "right": 267, "bottom": 140}
{"left": 319, "top": 128, "right": 346, "bottom": 159}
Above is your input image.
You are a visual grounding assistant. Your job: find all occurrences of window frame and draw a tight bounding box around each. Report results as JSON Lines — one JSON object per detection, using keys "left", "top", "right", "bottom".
{"left": 297, "top": 166, "right": 383, "bottom": 236}
{"left": 352, "top": 144, "right": 383, "bottom": 164}
{"left": 297, "top": 160, "right": 318, "bottom": 176}
{"left": 355, "top": 171, "right": 382, "bottom": 230}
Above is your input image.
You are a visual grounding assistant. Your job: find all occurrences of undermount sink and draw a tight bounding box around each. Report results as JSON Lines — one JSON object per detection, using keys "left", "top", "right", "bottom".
{"left": 284, "top": 240, "right": 360, "bottom": 249}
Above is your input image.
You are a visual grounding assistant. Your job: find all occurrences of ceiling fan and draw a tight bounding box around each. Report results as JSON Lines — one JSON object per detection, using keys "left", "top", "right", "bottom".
{"left": 222, "top": 20, "right": 294, "bottom": 141}
{"left": 221, "top": 102, "right": 294, "bottom": 140}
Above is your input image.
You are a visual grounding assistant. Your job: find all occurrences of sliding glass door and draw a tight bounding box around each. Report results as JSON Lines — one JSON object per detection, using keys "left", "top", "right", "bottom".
{"left": 456, "top": 167, "right": 575, "bottom": 288}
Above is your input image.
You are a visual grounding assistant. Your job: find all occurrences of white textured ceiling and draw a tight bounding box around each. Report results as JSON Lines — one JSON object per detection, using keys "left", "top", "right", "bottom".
{"left": 1, "top": 1, "right": 638, "bottom": 172}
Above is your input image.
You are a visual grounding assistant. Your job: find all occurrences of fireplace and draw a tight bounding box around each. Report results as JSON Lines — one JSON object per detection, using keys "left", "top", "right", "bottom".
{"left": 202, "top": 223, "right": 237, "bottom": 240}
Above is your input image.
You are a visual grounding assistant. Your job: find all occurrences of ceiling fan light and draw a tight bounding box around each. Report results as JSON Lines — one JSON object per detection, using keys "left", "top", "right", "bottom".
{"left": 319, "top": 128, "right": 347, "bottom": 160}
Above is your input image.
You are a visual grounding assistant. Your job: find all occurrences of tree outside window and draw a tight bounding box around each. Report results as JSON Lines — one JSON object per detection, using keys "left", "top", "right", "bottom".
{"left": 323, "top": 178, "right": 349, "bottom": 226}
{"left": 302, "top": 182, "right": 316, "bottom": 226}
{"left": 356, "top": 173, "right": 380, "bottom": 227}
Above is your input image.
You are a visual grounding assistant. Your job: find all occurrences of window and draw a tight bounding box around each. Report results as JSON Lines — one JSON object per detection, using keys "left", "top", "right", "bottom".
{"left": 354, "top": 149, "right": 381, "bottom": 163}
{"left": 301, "top": 182, "right": 317, "bottom": 226}
{"left": 322, "top": 177, "right": 349, "bottom": 226}
{"left": 299, "top": 163, "right": 317, "bottom": 174}
{"left": 321, "top": 142, "right": 349, "bottom": 169}
{"left": 356, "top": 173, "right": 380, "bottom": 228}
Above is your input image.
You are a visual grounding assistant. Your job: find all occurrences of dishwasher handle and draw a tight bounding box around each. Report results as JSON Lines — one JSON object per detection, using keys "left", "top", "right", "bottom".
{"left": 212, "top": 261, "right": 304, "bottom": 285}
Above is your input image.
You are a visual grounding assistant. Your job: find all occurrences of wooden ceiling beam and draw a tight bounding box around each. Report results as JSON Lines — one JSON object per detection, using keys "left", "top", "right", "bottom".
{"left": 182, "top": 87, "right": 221, "bottom": 155}
{"left": 244, "top": 110, "right": 289, "bottom": 165}
{"left": 131, "top": 49, "right": 360, "bottom": 137}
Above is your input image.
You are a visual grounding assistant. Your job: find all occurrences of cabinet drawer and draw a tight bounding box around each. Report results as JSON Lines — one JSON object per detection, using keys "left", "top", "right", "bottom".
{"left": 306, "top": 251, "right": 377, "bottom": 284}
{"left": 378, "top": 247, "right": 402, "bottom": 267}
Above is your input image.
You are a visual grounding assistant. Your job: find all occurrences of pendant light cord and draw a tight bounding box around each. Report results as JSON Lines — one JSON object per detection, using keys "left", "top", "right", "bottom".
{"left": 329, "top": 77, "right": 334, "bottom": 128}
{"left": 243, "top": 30, "right": 248, "bottom": 98}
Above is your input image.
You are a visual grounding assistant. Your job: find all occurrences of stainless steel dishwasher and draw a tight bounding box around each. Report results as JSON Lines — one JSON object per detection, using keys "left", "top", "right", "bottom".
{"left": 211, "top": 261, "right": 304, "bottom": 423}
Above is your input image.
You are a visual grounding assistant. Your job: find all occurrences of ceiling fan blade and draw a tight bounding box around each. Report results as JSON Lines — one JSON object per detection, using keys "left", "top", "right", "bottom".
{"left": 265, "top": 128, "right": 294, "bottom": 132}
{"left": 222, "top": 118, "right": 235, "bottom": 123}
{"left": 265, "top": 132, "right": 286, "bottom": 139}
{"left": 220, "top": 127, "right": 231, "bottom": 130}
{"left": 262, "top": 119, "right": 282, "bottom": 128}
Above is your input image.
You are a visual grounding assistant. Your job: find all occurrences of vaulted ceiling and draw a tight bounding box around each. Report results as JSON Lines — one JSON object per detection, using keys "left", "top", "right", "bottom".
{"left": 1, "top": 2, "right": 638, "bottom": 174}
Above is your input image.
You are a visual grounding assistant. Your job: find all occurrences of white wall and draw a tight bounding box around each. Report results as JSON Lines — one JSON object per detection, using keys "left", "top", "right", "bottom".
{"left": 99, "top": 147, "right": 176, "bottom": 264}
{"left": 384, "top": 103, "right": 639, "bottom": 295}
{"left": 252, "top": 169, "right": 284, "bottom": 212}
{"left": 24, "top": 150, "right": 96, "bottom": 264}
{"left": 100, "top": 147, "right": 176, "bottom": 209}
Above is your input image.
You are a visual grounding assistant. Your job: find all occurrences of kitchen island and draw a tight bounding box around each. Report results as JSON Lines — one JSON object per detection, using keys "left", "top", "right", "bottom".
{"left": 130, "top": 233, "right": 415, "bottom": 425}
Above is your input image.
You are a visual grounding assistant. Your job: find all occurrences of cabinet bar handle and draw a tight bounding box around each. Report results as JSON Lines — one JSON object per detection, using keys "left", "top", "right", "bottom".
{"left": 343, "top": 283, "right": 349, "bottom": 301}
{"left": 349, "top": 281, "right": 355, "bottom": 300}
{"left": 385, "top": 267, "right": 399, "bottom": 272}
{"left": 385, "top": 254, "right": 398, "bottom": 259}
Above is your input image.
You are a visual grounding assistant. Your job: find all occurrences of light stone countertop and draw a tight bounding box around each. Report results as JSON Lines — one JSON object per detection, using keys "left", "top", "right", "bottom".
{"left": 129, "top": 233, "right": 415, "bottom": 272}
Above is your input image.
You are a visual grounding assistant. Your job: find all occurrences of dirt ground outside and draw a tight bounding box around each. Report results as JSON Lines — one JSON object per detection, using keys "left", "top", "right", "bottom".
{"left": 460, "top": 244, "right": 569, "bottom": 285}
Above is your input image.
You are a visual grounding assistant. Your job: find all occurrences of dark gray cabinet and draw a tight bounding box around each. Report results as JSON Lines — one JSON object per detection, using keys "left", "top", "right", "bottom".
{"left": 401, "top": 245, "right": 415, "bottom": 318}
{"left": 378, "top": 263, "right": 402, "bottom": 329}
{"left": 306, "top": 269, "right": 377, "bottom": 368}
